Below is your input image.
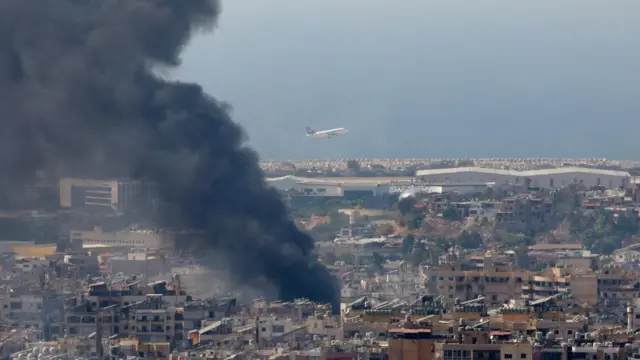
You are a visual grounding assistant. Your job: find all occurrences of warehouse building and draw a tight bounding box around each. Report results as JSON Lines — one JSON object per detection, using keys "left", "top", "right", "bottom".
{"left": 266, "top": 175, "right": 390, "bottom": 197}
{"left": 266, "top": 175, "right": 392, "bottom": 208}
{"left": 416, "top": 167, "right": 630, "bottom": 189}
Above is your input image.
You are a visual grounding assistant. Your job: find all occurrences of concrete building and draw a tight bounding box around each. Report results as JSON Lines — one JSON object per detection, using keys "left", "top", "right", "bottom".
{"left": 427, "top": 258, "right": 528, "bottom": 307}
{"left": 70, "top": 228, "right": 174, "bottom": 249}
{"left": 399, "top": 183, "right": 493, "bottom": 197}
{"left": 105, "top": 252, "right": 168, "bottom": 277}
{"left": 59, "top": 178, "right": 159, "bottom": 213}
{"left": 266, "top": 175, "right": 391, "bottom": 197}
{"left": 627, "top": 297, "right": 640, "bottom": 330}
{"left": 416, "top": 167, "right": 630, "bottom": 189}
{"left": 305, "top": 314, "right": 343, "bottom": 341}
{"left": 388, "top": 328, "right": 446, "bottom": 360}
{"left": 130, "top": 299, "right": 185, "bottom": 343}
{"left": 257, "top": 317, "right": 297, "bottom": 342}
{"left": 436, "top": 342, "right": 533, "bottom": 360}
{"left": 522, "top": 267, "right": 598, "bottom": 306}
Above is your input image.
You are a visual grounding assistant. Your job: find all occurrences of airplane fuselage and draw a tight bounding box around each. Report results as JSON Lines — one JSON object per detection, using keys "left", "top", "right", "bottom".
{"left": 306, "top": 128, "right": 347, "bottom": 138}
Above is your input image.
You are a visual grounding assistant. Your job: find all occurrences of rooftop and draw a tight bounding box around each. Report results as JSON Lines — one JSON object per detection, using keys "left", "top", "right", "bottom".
{"left": 416, "top": 166, "right": 630, "bottom": 177}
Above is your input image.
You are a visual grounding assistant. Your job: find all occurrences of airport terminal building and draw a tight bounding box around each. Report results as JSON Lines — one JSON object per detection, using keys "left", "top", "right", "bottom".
{"left": 266, "top": 175, "right": 394, "bottom": 207}
{"left": 416, "top": 167, "right": 630, "bottom": 189}
{"left": 266, "top": 175, "right": 390, "bottom": 197}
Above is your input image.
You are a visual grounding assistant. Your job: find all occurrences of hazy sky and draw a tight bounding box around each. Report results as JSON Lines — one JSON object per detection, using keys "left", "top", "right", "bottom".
{"left": 176, "top": 0, "right": 640, "bottom": 160}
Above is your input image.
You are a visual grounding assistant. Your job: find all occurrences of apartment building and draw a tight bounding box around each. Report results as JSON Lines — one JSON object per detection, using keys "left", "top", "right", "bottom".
{"left": 63, "top": 279, "right": 189, "bottom": 343}
{"left": 427, "top": 258, "right": 527, "bottom": 307}
{"left": 495, "top": 197, "right": 554, "bottom": 232}
{"left": 129, "top": 295, "right": 185, "bottom": 343}
{"left": 427, "top": 255, "right": 611, "bottom": 307}
{"left": 388, "top": 328, "right": 448, "bottom": 360}
{"left": 597, "top": 265, "right": 635, "bottom": 306}
{"left": 104, "top": 251, "right": 168, "bottom": 277}
{"left": 59, "top": 178, "right": 159, "bottom": 213}
{"left": 521, "top": 267, "right": 597, "bottom": 305}
{"left": 436, "top": 342, "right": 533, "bottom": 360}
{"left": 305, "top": 313, "right": 344, "bottom": 341}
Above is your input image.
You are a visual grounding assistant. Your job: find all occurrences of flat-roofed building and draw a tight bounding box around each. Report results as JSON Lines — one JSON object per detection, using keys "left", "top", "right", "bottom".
{"left": 59, "top": 178, "right": 159, "bottom": 213}
{"left": 416, "top": 167, "right": 630, "bottom": 189}
{"left": 70, "top": 228, "right": 174, "bottom": 250}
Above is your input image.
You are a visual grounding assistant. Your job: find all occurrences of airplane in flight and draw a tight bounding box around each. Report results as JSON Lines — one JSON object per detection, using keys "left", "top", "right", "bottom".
{"left": 305, "top": 127, "right": 348, "bottom": 139}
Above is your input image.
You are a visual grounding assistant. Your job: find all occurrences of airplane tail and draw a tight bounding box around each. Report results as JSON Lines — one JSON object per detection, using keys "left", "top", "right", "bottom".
{"left": 305, "top": 127, "right": 316, "bottom": 135}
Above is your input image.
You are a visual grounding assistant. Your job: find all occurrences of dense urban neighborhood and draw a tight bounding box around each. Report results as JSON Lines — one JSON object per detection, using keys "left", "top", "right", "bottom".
{"left": 3, "top": 160, "right": 640, "bottom": 359}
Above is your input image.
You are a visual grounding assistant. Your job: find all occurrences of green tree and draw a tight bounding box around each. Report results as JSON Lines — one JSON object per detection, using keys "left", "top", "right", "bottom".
{"left": 397, "top": 197, "right": 416, "bottom": 215}
{"left": 456, "top": 231, "right": 483, "bottom": 249}
{"left": 434, "top": 236, "right": 452, "bottom": 251}
{"left": 569, "top": 209, "right": 634, "bottom": 255}
{"left": 401, "top": 235, "right": 415, "bottom": 256}
{"left": 615, "top": 211, "right": 638, "bottom": 234}
{"left": 409, "top": 242, "right": 428, "bottom": 267}
{"left": 372, "top": 252, "right": 385, "bottom": 271}
{"left": 442, "top": 207, "right": 462, "bottom": 221}
{"left": 595, "top": 210, "right": 614, "bottom": 234}
{"left": 500, "top": 232, "right": 533, "bottom": 247}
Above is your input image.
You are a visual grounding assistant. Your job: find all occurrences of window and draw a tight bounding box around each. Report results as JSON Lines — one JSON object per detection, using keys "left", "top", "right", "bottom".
{"left": 273, "top": 325, "right": 285, "bottom": 333}
{"left": 505, "top": 354, "right": 513, "bottom": 359}
{"left": 521, "top": 354, "right": 527, "bottom": 359}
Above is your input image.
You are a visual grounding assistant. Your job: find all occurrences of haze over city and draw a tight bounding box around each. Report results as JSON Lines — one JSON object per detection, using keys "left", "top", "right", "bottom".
{"left": 177, "top": 0, "right": 640, "bottom": 160}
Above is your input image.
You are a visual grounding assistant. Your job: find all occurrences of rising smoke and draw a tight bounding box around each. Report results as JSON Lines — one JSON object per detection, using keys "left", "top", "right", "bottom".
{"left": 0, "top": 0, "right": 339, "bottom": 307}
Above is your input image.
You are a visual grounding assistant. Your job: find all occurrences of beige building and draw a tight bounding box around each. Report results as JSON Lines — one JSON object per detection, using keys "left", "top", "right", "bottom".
{"left": 436, "top": 342, "right": 533, "bottom": 360}
{"left": 427, "top": 257, "right": 527, "bottom": 307}
{"left": 71, "top": 228, "right": 174, "bottom": 249}
{"left": 305, "top": 314, "right": 343, "bottom": 341}
{"left": 130, "top": 305, "right": 185, "bottom": 343}
{"left": 389, "top": 329, "right": 440, "bottom": 360}
{"left": 523, "top": 267, "right": 598, "bottom": 305}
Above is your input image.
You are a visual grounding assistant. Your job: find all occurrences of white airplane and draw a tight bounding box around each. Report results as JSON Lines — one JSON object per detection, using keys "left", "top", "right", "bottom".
{"left": 305, "top": 127, "right": 348, "bottom": 139}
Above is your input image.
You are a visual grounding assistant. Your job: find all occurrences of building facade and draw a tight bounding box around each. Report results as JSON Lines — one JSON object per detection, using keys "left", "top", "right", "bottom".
{"left": 59, "top": 178, "right": 159, "bottom": 213}
{"left": 416, "top": 168, "right": 630, "bottom": 189}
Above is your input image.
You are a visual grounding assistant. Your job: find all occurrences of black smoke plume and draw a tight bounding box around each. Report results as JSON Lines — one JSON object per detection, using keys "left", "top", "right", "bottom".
{"left": 0, "top": 0, "right": 339, "bottom": 307}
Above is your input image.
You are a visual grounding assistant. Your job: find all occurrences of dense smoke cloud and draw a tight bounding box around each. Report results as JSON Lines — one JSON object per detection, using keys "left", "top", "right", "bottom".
{"left": 0, "top": 0, "right": 338, "bottom": 307}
